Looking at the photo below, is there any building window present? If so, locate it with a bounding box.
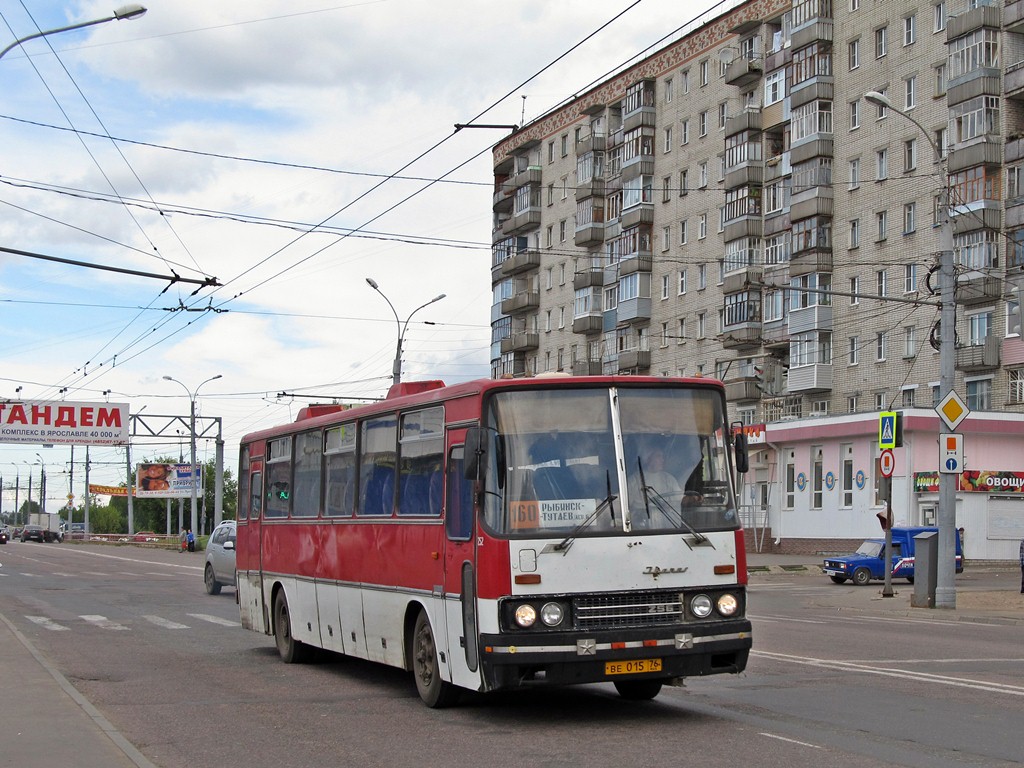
[902,386,916,407]
[1009,369,1024,403]
[904,326,917,358]
[904,138,917,172]
[850,275,860,304]
[663,126,673,153]
[877,269,888,297]
[849,335,859,365]
[849,219,860,249]
[699,59,709,86]
[697,311,707,338]
[904,263,918,293]
[876,210,887,241]
[966,378,991,410]
[850,100,860,130]
[874,89,888,119]
[948,29,999,81]
[680,219,688,244]
[934,2,946,32]
[876,331,887,362]
[785,449,796,509]
[903,14,916,46]
[699,111,708,137]
[718,101,728,129]
[842,443,854,507]
[698,263,707,290]
[875,25,888,58]
[849,157,860,189]
[765,69,785,104]
[967,309,993,346]
[664,77,673,103]
[681,119,690,145]
[765,233,790,265]
[790,100,833,142]
[876,149,888,180]
[904,202,916,234]
[848,38,860,70]
[811,446,824,510]
[904,76,916,110]
[698,213,707,240]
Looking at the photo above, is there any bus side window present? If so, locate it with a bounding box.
[445,446,473,540]
[250,471,262,519]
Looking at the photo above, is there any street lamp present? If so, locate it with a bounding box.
[365,278,446,385]
[0,5,147,61]
[162,374,222,539]
[865,90,958,609]
[35,452,46,515]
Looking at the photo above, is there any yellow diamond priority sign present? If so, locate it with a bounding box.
[937,391,969,431]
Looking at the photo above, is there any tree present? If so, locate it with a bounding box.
[88,504,124,534]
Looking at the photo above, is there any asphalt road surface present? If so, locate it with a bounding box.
[1,541,1021,768]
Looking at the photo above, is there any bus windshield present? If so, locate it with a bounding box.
[479,385,738,537]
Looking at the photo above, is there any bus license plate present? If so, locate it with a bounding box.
[605,658,662,675]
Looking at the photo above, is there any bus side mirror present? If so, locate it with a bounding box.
[732,427,749,474]
[464,427,486,480]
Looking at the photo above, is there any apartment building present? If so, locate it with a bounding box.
[489,0,1024,559]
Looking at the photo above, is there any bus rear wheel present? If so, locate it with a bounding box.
[614,679,664,701]
[411,611,459,708]
[273,590,311,663]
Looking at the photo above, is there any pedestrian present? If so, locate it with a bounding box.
[186,528,196,553]
[1019,537,1023,594]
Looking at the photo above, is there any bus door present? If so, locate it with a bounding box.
[239,460,267,633]
[441,432,480,679]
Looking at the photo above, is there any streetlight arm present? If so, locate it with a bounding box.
[0,5,147,61]
[864,91,941,159]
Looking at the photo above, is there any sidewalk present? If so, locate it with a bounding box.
[0,612,156,768]
[747,552,1024,625]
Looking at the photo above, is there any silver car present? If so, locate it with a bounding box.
[204,520,236,595]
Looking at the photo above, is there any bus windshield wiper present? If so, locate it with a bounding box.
[634,458,710,546]
[548,490,618,555]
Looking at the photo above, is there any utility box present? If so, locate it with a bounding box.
[911,530,939,608]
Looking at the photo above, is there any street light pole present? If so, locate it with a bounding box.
[365,278,446,385]
[0,5,147,61]
[865,91,957,608]
[163,374,222,538]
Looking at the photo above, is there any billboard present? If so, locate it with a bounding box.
[0,401,129,446]
[135,463,201,498]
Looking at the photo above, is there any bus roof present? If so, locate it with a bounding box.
[240,375,724,445]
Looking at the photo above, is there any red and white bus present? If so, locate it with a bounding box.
[236,375,752,706]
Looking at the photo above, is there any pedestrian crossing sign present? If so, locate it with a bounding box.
[879,411,898,450]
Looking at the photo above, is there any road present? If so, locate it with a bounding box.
[1,541,1022,768]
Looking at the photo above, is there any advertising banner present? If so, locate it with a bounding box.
[914,470,1024,494]
[0,401,129,446]
[135,463,200,499]
[88,484,129,497]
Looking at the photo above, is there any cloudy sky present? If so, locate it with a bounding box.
[0,0,726,512]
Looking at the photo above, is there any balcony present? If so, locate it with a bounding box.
[725,378,762,402]
[617,297,652,324]
[500,290,540,315]
[575,223,605,247]
[956,271,1003,305]
[789,249,833,277]
[725,163,764,189]
[721,324,762,351]
[1008,0,1024,32]
[620,203,654,229]
[619,253,653,275]
[511,166,542,189]
[572,314,603,334]
[500,248,541,276]
[499,332,540,354]
[502,208,542,236]
[725,56,763,87]
[572,359,603,376]
[576,133,606,154]
[762,321,790,350]
[956,336,1000,372]
[576,177,607,200]
[788,304,832,334]
[787,363,832,393]
[790,19,833,50]
[573,267,604,290]
[1007,60,1024,101]
[617,349,651,372]
[723,266,762,294]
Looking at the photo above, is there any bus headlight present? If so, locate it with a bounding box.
[716,593,739,616]
[514,604,537,627]
[690,594,713,618]
[540,602,565,627]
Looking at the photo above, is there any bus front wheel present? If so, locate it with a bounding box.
[411,611,459,708]
[273,590,311,663]
[614,679,664,701]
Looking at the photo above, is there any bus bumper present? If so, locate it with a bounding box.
[476,620,752,691]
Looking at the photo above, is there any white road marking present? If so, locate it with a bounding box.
[187,613,238,627]
[26,615,69,631]
[80,615,130,631]
[758,733,822,749]
[754,650,1024,696]
[143,615,190,630]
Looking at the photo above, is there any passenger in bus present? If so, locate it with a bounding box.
[629,446,704,527]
